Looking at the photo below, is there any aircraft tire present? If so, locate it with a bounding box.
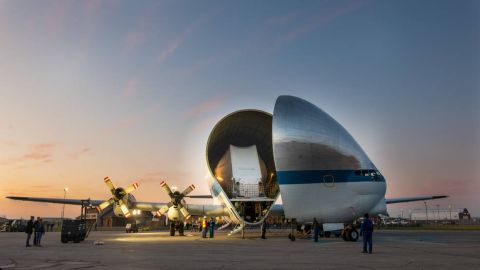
[324,231,331,238]
[170,222,176,236]
[288,233,295,241]
[179,223,184,236]
[61,236,68,243]
[348,229,359,242]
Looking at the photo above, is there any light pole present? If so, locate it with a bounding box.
[61,187,69,220]
[449,205,452,220]
[424,201,428,224]
[436,204,440,221]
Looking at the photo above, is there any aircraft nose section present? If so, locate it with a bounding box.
[272,95,375,173]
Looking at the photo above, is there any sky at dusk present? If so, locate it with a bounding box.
[0,0,479,219]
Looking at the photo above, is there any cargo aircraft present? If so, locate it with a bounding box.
[7,95,447,240]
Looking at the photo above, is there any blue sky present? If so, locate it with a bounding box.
[0,0,478,218]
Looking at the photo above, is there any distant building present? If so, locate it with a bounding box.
[410,208,459,222]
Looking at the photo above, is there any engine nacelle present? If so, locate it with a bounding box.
[112,194,136,217]
[206,110,280,224]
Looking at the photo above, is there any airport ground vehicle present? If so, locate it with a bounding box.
[61,200,92,243]
[125,223,138,233]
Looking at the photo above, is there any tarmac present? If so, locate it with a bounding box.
[0,229,479,269]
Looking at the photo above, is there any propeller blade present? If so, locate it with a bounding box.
[181,184,196,197]
[96,198,114,212]
[179,206,191,220]
[124,182,139,194]
[119,201,131,218]
[155,202,173,216]
[104,176,115,194]
[160,181,173,196]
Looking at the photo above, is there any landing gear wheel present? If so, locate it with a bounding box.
[324,231,331,238]
[288,233,296,241]
[348,229,359,242]
[179,223,184,236]
[169,222,176,236]
[61,236,68,243]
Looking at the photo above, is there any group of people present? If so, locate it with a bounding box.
[201,216,216,238]
[313,213,375,254]
[25,216,46,247]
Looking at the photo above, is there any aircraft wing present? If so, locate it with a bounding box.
[385,195,448,204]
[6,196,104,206]
[6,196,228,217]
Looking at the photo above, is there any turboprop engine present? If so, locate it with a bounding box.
[96,176,139,218]
[155,181,196,221]
[206,110,280,224]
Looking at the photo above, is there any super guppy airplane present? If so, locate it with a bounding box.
[8,95,447,240]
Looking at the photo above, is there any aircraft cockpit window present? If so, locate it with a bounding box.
[361,170,371,176]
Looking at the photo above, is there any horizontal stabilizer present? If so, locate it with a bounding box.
[184,195,213,199]
[385,195,448,204]
[230,197,276,202]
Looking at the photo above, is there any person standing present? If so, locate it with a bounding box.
[261,219,268,239]
[201,216,207,238]
[39,219,45,246]
[208,217,215,238]
[360,213,374,254]
[33,217,40,246]
[313,218,320,242]
[25,216,34,247]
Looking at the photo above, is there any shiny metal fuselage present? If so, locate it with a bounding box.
[273,96,387,223]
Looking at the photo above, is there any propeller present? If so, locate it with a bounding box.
[96,176,139,218]
[156,181,195,220]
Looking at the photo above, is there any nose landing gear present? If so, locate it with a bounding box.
[341,225,359,242]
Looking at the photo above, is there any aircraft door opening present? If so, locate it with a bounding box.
[323,175,335,188]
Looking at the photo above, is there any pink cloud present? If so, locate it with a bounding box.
[69,147,92,159]
[158,27,193,63]
[158,10,219,63]
[117,104,162,130]
[273,0,372,49]
[44,0,72,37]
[122,77,139,98]
[191,115,222,133]
[121,2,163,55]
[23,143,55,163]
[124,31,147,54]
[185,96,224,118]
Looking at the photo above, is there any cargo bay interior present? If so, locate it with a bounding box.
[207,110,280,223]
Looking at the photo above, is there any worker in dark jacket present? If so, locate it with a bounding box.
[25,216,34,247]
[34,218,43,247]
[313,218,320,242]
[261,219,268,239]
[360,213,374,254]
[208,217,215,238]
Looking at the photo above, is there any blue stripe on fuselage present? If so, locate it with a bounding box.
[277,170,384,185]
